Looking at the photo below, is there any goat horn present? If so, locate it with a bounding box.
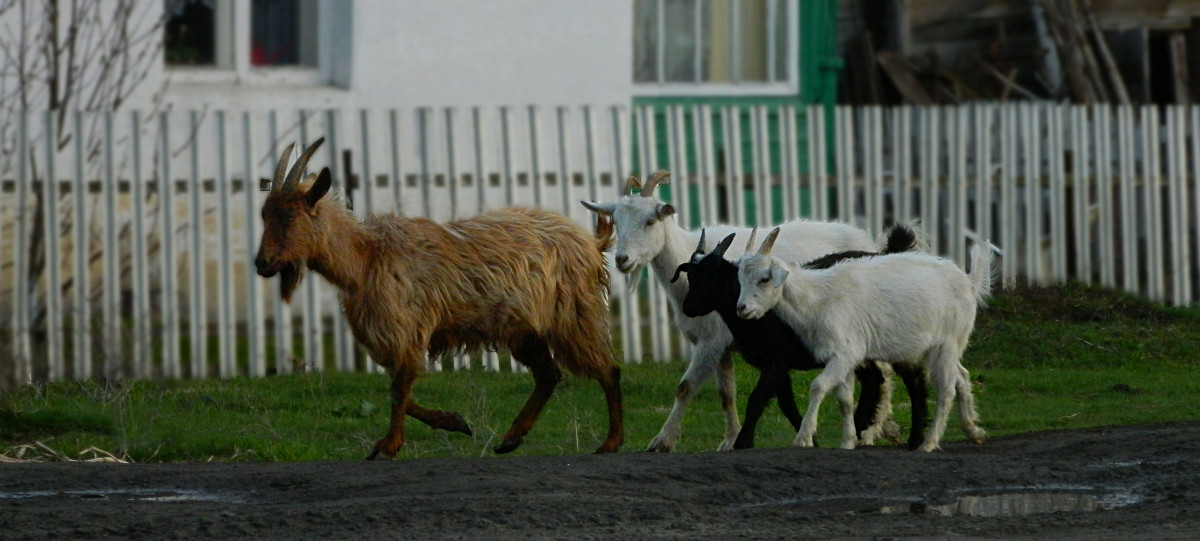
[625,175,641,196]
[695,229,707,254]
[271,142,296,192]
[640,170,670,197]
[282,137,325,192]
[758,227,781,255]
[713,233,736,258]
[743,227,758,255]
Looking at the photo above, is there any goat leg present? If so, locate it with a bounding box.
[495,341,562,454]
[852,363,886,441]
[366,369,418,460]
[893,362,929,450]
[593,364,624,454]
[734,363,789,449]
[406,399,473,436]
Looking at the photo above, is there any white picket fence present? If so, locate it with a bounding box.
[1,102,1197,387]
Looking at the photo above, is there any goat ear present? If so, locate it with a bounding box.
[657,203,676,219]
[580,200,616,216]
[670,262,692,283]
[713,233,736,258]
[306,167,332,208]
[769,263,789,288]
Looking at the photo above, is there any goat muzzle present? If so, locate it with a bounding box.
[255,254,280,277]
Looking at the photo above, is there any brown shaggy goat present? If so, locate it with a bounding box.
[254,138,623,459]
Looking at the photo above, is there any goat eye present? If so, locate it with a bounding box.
[758,277,770,285]
[644,219,655,228]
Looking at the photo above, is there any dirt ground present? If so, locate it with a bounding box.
[1,421,1198,540]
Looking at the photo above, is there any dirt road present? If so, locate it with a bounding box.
[1,421,1197,540]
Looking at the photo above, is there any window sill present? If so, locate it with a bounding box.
[166,66,327,87]
[634,82,799,98]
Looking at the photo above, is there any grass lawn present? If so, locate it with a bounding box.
[2,282,1198,462]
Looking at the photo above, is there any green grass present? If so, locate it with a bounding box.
[1,282,1198,462]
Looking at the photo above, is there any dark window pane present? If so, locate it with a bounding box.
[165,0,215,66]
[773,0,787,82]
[663,0,698,83]
[737,0,767,82]
[633,0,658,82]
[252,0,296,66]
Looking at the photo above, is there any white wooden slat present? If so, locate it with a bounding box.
[750,106,771,228]
[1048,105,1067,282]
[71,112,92,380]
[974,103,994,252]
[1075,105,1094,284]
[42,112,63,381]
[779,105,801,222]
[894,106,912,227]
[528,105,544,211]
[695,105,718,224]
[1022,103,1041,284]
[1192,106,1200,303]
[214,111,236,378]
[128,111,152,380]
[919,106,940,255]
[723,106,745,226]
[866,106,885,237]
[102,112,123,379]
[807,105,827,221]
[556,106,575,222]
[1000,104,1018,287]
[1142,105,1164,302]
[1166,106,1189,305]
[949,106,968,267]
[12,111,31,385]
[835,106,854,226]
[667,105,692,230]
[1117,106,1138,293]
[1095,105,1116,288]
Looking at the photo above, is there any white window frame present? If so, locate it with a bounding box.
[167,0,326,87]
[634,0,800,97]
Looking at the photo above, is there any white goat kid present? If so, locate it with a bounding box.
[582,171,886,452]
[735,227,993,452]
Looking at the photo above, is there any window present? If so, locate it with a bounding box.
[633,0,796,95]
[165,0,321,83]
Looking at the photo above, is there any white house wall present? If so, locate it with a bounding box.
[161,0,634,111]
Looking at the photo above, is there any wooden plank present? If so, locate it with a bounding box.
[877,51,934,105]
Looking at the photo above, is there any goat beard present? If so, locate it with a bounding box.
[625,265,643,294]
[280,262,304,303]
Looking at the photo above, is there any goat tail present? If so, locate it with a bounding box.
[881,220,922,255]
[968,241,998,308]
[594,214,615,253]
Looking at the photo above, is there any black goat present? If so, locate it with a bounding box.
[671,225,929,450]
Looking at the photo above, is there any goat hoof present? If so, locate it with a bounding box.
[593,442,621,454]
[449,413,473,436]
[732,440,754,450]
[365,447,391,461]
[645,439,675,453]
[494,436,523,454]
